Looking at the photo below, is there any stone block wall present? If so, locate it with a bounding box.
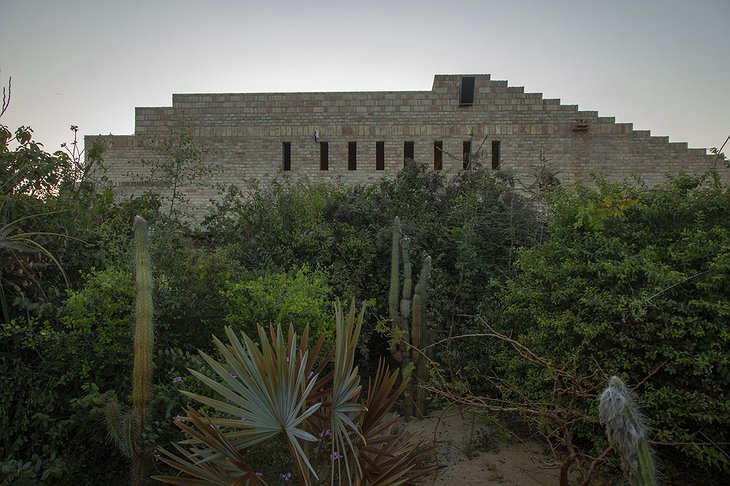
[87,74,728,219]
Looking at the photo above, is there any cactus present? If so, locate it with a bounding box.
[389,216,401,360]
[106,215,155,485]
[411,255,431,414]
[599,376,657,486]
[401,236,413,315]
[132,215,154,441]
[411,255,431,352]
[388,216,431,417]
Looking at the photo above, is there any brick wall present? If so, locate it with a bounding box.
[86,74,728,219]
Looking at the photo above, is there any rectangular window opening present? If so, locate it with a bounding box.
[434,141,443,171]
[462,140,472,170]
[320,142,329,170]
[404,141,414,164]
[460,76,475,106]
[491,140,501,170]
[376,141,385,170]
[348,141,357,170]
[282,142,291,171]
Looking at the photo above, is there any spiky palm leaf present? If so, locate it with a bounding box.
[354,359,437,485]
[326,301,367,484]
[0,209,80,322]
[153,407,266,485]
[177,324,321,482]
[0,209,84,286]
[158,301,436,485]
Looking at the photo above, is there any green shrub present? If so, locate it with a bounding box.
[223,265,335,346]
[62,266,135,382]
[148,226,244,351]
[205,163,540,370]
[0,354,67,484]
[492,172,730,481]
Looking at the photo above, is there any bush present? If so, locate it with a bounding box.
[223,265,335,347]
[147,221,244,351]
[492,172,730,481]
[205,163,541,369]
[61,267,135,383]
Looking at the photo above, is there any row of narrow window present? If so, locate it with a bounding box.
[282,140,500,172]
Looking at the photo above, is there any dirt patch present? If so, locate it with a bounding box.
[405,409,561,485]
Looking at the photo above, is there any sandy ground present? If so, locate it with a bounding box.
[405,409,561,485]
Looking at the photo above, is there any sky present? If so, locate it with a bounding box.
[1,0,728,155]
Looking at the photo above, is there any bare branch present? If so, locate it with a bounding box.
[1,75,11,118]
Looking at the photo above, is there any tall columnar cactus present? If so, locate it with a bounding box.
[599,376,657,486]
[107,215,155,485]
[399,235,413,370]
[401,236,413,316]
[388,216,431,417]
[132,215,154,471]
[389,216,401,360]
[411,255,431,415]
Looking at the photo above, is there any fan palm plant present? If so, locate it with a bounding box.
[0,208,75,323]
[154,300,436,485]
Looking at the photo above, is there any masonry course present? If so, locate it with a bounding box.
[87,74,728,218]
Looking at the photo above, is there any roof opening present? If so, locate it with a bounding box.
[460,76,475,106]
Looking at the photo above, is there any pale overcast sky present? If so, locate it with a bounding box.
[1,0,728,154]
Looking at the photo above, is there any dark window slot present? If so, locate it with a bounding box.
[462,141,472,170]
[320,142,329,170]
[434,141,443,170]
[460,76,475,106]
[404,141,414,164]
[491,141,500,170]
[376,141,385,170]
[348,141,357,170]
[282,142,291,171]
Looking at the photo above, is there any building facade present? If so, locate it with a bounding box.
[87,74,727,217]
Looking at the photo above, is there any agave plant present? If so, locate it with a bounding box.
[154,300,436,485]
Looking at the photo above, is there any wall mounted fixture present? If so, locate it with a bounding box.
[573,119,589,132]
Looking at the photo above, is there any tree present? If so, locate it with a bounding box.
[135,121,217,218]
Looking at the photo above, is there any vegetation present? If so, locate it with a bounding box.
[1,92,728,484]
[428,172,730,483]
[223,265,335,349]
[599,376,657,486]
[106,215,156,485]
[134,121,218,218]
[155,301,436,485]
[388,216,432,417]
